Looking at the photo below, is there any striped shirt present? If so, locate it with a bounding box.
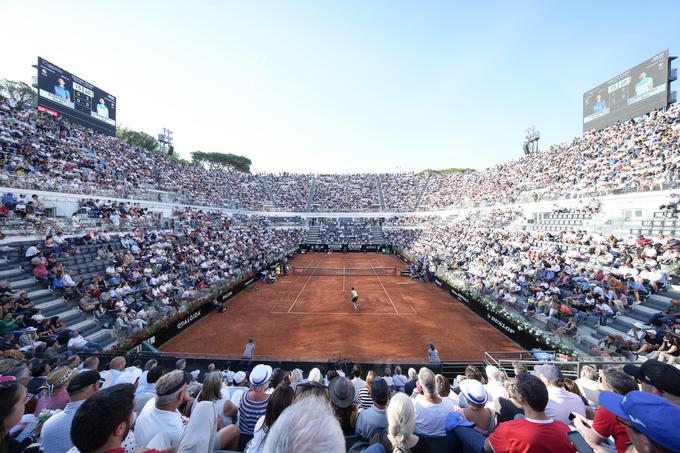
[238,391,270,435]
[357,386,373,410]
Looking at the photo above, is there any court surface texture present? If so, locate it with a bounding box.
[160,253,520,362]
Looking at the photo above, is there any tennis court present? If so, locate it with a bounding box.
[160,253,520,362]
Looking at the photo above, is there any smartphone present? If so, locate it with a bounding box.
[567,430,595,453]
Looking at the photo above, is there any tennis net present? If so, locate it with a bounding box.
[292,266,397,276]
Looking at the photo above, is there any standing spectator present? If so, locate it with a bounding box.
[427,344,440,363]
[484,373,575,453]
[40,371,102,453]
[413,367,455,436]
[356,378,390,439]
[533,364,586,425]
[243,338,255,359]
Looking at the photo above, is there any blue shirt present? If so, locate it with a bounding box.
[355,406,387,439]
[40,399,85,453]
[53,85,70,100]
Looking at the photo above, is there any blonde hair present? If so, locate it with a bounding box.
[366,370,376,388]
[198,371,223,402]
[386,393,416,453]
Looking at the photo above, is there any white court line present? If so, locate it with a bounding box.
[343,266,345,292]
[369,261,399,314]
[372,258,416,314]
[273,311,404,316]
[287,261,321,313]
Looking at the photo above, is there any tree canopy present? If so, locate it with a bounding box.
[191,151,252,174]
[0,79,37,106]
[421,167,476,175]
[116,127,160,153]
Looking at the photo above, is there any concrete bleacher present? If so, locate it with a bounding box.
[532,210,593,232]
[629,210,680,236]
[1,238,124,349]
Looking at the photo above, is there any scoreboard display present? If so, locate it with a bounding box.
[583,50,669,132]
[37,57,116,135]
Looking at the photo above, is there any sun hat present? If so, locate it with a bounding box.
[250,364,273,387]
[328,376,355,408]
[459,379,488,406]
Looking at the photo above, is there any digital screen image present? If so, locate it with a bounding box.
[37,57,116,135]
[583,49,669,132]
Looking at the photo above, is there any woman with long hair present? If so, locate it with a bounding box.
[0,377,29,453]
[373,392,430,453]
[246,384,295,453]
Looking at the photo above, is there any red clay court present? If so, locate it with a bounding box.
[161,253,520,362]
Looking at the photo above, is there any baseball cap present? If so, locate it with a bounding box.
[623,359,680,396]
[116,372,140,386]
[600,391,680,451]
[67,371,101,394]
[532,364,563,384]
[328,376,355,408]
[250,364,273,387]
[459,379,489,406]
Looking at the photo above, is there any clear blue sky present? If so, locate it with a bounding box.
[1,0,678,173]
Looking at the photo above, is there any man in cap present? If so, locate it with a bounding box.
[134,369,189,447]
[624,359,680,407]
[533,364,585,425]
[600,390,680,453]
[40,370,102,453]
[485,373,575,453]
[135,365,165,413]
[355,378,390,439]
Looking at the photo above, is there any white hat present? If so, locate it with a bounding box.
[116,372,140,385]
[459,379,488,406]
[233,371,247,385]
[249,364,273,387]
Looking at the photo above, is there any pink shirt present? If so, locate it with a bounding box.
[34,388,70,415]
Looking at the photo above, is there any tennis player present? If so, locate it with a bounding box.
[351,287,359,311]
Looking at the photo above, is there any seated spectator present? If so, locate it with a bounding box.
[356,378,390,439]
[600,390,680,453]
[40,370,102,453]
[262,395,345,453]
[135,365,165,413]
[34,366,78,415]
[69,383,145,453]
[573,368,637,453]
[236,364,272,437]
[533,364,586,425]
[351,364,366,399]
[495,378,524,423]
[371,392,430,453]
[248,383,295,453]
[455,379,496,435]
[67,330,102,354]
[328,376,357,435]
[357,370,377,410]
[134,369,189,447]
[484,373,575,453]
[413,367,455,436]
[0,376,31,453]
[623,359,680,407]
[574,365,601,406]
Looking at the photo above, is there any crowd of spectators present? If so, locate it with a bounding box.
[315,219,380,244]
[2,101,679,213]
[1,355,679,452]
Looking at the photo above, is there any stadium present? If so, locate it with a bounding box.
[1,3,680,453]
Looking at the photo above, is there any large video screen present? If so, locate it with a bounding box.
[583,49,669,132]
[37,57,116,135]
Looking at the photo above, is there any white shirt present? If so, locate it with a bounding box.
[412,394,455,436]
[134,399,185,448]
[68,335,88,349]
[248,416,267,453]
[545,386,586,425]
[351,377,366,401]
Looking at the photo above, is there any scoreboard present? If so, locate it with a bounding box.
[37,57,116,135]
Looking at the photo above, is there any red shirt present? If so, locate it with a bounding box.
[591,406,630,453]
[488,417,575,453]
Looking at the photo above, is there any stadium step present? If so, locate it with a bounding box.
[68,318,96,334]
[0,267,23,279]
